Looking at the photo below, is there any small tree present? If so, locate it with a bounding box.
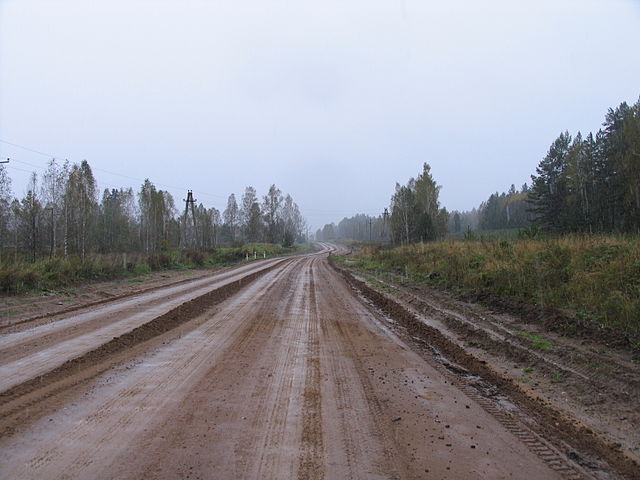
[223,193,239,242]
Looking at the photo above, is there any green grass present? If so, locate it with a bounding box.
[0,243,311,295]
[517,331,553,351]
[345,234,640,340]
[361,274,399,294]
[330,254,346,265]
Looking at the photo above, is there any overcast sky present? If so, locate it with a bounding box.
[1,0,639,230]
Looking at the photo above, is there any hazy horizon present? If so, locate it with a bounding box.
[2,0,639,230]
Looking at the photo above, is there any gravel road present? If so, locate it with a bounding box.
[0,245,575,479]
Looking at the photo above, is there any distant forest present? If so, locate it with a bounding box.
[0,161,307,262]
[317,96,640,242]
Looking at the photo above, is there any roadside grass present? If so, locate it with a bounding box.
[517,331,553,351]
[340,234,640,342]
[0,243,311,295]
[446,228,521,241]
[550,372,562,383]
[361,274,399,294]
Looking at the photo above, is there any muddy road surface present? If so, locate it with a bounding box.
[0,245,606,479]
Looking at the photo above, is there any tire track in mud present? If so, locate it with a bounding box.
[119,257,316,480]
[297,258,324,480]
[0,258,289,370]
[314,261,409,479]
[367,272,640,470]
[128,260,306,479]
[395,283,640,399]
[246,271,307,479]
[118,256,327,480]
[1,246,579,480]
[0,260,303,480]
[0,260,286,333]
[0,270,215,332]
[331,259,639,480]
[0,260,286,421]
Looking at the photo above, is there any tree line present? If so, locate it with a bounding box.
[458,98,640,234]
[317,163,449,244]
[448,184,533,233]
[0,159,307,262]
[316,213,390,244]
[318,96,639,243]
[527,99,640,233]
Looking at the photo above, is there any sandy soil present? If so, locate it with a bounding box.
[0,244,623,479]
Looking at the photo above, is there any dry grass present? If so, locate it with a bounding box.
[350,235,640,340]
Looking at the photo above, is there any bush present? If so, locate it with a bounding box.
[0,263,42,293]
[133,261,151,275]
[147,253,173,270]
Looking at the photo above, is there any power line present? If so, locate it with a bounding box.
[0,137,228,203]
[6,157,47,172]
[1,138,383,220]
[6,164,35,175]
[0,139,52,158]
[5,162,127,193]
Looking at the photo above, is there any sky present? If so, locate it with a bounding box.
[1,0,639,231]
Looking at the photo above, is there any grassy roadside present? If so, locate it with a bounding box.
[333,235,640,347]
[0,243,314,294]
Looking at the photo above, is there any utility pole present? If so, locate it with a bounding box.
[182,190,198,249]
[382,208,389,240]
[369,218,372,243]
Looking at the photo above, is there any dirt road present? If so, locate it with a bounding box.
[0,246,598,479]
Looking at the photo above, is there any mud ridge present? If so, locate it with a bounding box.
[330,259,640,480]
[0,262,280,413]
[463,290,637,349]
[394,285,640,399]
[0,269,222,332]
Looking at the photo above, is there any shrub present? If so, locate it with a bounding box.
[184,250,205,266]
[133,261,151,275]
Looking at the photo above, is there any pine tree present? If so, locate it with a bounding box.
[528,132,572,231]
